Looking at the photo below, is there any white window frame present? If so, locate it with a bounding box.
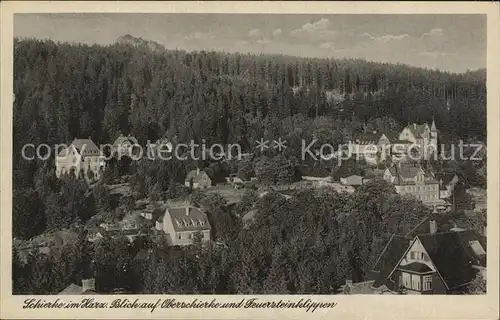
[411,274,421,291]
[423,275,432,291]
[402,272,411,289]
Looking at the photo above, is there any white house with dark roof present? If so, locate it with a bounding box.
[155,206,211,246]
[398,120,438,160]
[55,138,105,180]
[368,219,486,295]
[347,120,438,163]
[383,163,443,207]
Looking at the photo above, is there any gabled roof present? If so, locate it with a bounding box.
[405,216,431,238]
[403,123,430,139]
[387,164,438,185]
[417,231,485,289]
[58,138,100,157]
[372,234,411,286]
[71,138,100,156]
[167,207,211,232]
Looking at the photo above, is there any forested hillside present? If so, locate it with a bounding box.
[12,37,488,294]
[13,37,486,190]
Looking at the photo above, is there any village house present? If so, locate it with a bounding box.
[347,120,438,164]
[398,120,438,160]
[435,172,460,199]
[55,138,105,180]
[112,133,138,158]
[155,206,211,246]
[370,220,486,294]
[383,163,444,208]
[185,168,212,189]
[348,131,392,165]
[340,174,364,186]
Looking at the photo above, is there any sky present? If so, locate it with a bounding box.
[14,13,486,73]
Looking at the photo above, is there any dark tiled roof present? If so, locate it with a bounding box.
[168,207,211,232]
[372,234,411,286]
[405,217,430,238]
[388,164,439,185]
[399,262,433,273]
[418,231,484,289]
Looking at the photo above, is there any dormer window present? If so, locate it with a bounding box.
[469,240,486,255]
[190,219,197,227]
[175,219,182,228]
[198,219,205,226]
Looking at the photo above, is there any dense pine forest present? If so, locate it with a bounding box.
[12,36,487,295]
[13,36,486,189]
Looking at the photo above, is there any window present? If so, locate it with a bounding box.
[178,234,182,240]
[411,274,421,291]
[402,272,411,289]
[423,275,432,291]
[410,251,416,259]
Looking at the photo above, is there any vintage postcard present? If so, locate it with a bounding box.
[1,1,499,319]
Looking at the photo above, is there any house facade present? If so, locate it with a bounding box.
[383,163,442,207]
[348,120,438,164]
[185,168,212,189]
[371,220,487,294]
[398,120,438,160]
[156,206,211,246]
[55,138,105,180]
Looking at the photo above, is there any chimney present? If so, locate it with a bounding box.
[185,207,190,216]
[196,167,200,175]
[429,220,437,234]
[82,278,95,292]
[413,123,416,130]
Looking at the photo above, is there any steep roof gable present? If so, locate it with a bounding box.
[417,231,483,289]
[372,234,412,286]
[71,138,100,157]
[404,123,430,139]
